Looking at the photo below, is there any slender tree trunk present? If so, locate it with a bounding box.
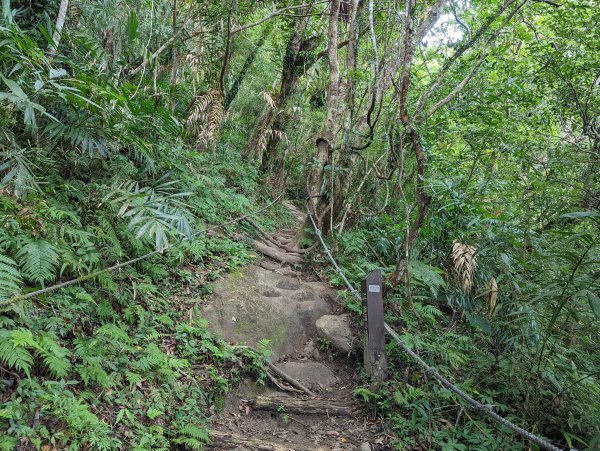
[388,0,430,288]
[48,0,69,57]
[2,0,11,21]
[308,0,342,232]
[170,0,179,112]
[332,0,361,225]
[259,28,318,168]
[246,8,316,166]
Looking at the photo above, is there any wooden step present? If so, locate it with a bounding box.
[250,395,359,416]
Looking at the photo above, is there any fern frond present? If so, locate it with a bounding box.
[451,240,477,293]
[96,323,132,344]
[178,424,209,442]
[38,332,72,377]
[0,147,41,198]
[0,329,33,376]
[186,89,224,148]
[16,238,59,285]
[0,254,21,302]
[44,121,110,157]
[171,437,203,450]
[125,371,143,389]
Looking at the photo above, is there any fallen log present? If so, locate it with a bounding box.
[251,395,359,416]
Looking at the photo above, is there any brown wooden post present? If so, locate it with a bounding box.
[361,269,388,382]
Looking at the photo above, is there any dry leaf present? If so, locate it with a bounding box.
[452,240,477,292]
[487,277,498,318]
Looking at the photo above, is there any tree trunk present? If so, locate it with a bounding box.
[48,0,69,57]
[256,10,318,171]
[331,0,362,225]
[170,0,178,112]
[307,0,342,231]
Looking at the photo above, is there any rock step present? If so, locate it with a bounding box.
[316,314,355,354]
[209,430,326,450]
[250,395,360,416]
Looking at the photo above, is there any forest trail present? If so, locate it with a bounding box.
[202,204,387,450]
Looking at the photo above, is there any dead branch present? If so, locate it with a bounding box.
[230,2,325,35]
[251,395,359,416]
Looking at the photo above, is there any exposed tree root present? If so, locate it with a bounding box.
[266,362,316,397]
[243,217,311,254]
[233,233,304,265]
[231,345,316,397]
[266,371,304,394]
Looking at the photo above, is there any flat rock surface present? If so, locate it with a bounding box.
[276,361,338,390]
[201,264,335,359]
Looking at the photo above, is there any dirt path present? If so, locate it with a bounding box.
[201,204,388,450]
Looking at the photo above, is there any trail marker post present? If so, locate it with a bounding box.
[361,269,388,383]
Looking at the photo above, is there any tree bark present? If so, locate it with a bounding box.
[48,0,69,57]
[307,0,342,231]
[258,9,319,172]
[170,0,178,112]
[210,430,315,451]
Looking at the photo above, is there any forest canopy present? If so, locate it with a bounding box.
[0,0,599,449]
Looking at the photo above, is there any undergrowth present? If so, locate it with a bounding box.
[0,22,289,448]
[315,224,600,451]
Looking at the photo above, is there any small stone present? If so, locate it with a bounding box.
[316,314,354,354]
[360,443,372,451]
[304,339,315,355]
[312,347,321,361]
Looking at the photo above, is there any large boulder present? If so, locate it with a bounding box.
[315,314,355,354]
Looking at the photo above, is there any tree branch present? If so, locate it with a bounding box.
[422,50,487,120]
[230,2,326,35]
[413,0,519,117]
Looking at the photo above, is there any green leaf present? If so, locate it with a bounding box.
[466,313,491,334]
[408,260,446,297]
[0,329,33,376]
[127,11,139,40]
[0,75,27,100]
[146,407,163,420]
[561,211,600,219]
[587,291,600,318]
[16,238,59,286]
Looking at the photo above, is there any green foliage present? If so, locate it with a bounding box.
[0,7,282,447]
[0,254,21,301]
[0,0,598,449]
[0,328,33,376]
[16,238,59,285]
